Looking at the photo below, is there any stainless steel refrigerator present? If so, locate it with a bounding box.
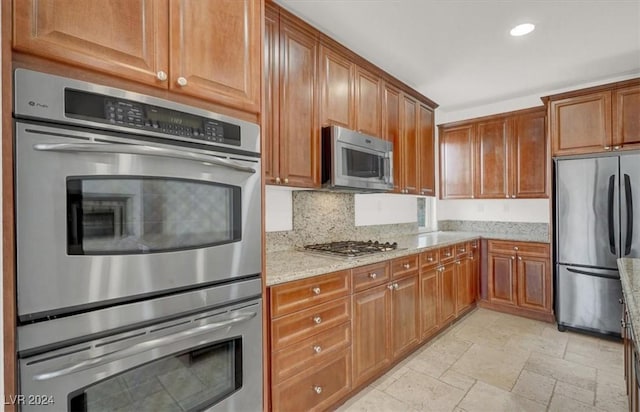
[555,152,640,336]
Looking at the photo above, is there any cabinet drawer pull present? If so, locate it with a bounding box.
[438,267,445,272]
[513,246,519,251]
[518,256,522,261]
[605,146,611,150]
[427,257,434,262]
[511,256,516,260]
[387,284,394,290]
[444,252,451,257]
[369,272,377,279]
[393,283,399,290]
[313,386,323,395]
[459,248,466,252]
[156,71,168,81]
[614,146,621,150]
[456,261,461,265]
[313,345,322,354]
[284,177,289,184]
[511,195,516,198]
[313,316,322,325]
[505,195,509,199]
[312,287,321,295]
[275,177,281,184]
[403,263,410,269]
[176,76,188,87]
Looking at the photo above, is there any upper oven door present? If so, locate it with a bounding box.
[15,122,261,321]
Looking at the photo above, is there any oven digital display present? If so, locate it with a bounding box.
[146,107,202,129]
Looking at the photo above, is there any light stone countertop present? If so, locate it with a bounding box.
[266,230,550,286]
[618,258,640,344]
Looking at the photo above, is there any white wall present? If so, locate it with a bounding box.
[354,193,416,226]
[264,186,293,232]
[438,199,549,223]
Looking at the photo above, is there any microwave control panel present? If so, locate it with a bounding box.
[64,89,241,147]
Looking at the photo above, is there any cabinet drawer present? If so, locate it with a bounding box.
[420,249,439,269]
[271,297,351,350]
[455,242,470,257]
[272,348,351,412]
[488,240,549,257]
[391,254,419,278]
[353,261,390,292]
[272,321,351,384]
[469,239,480,252]
[270,270,351,318]
[439,245,456,263]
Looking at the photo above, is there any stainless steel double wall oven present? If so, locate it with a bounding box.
[14,69,262,411]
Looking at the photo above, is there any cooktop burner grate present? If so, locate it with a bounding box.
[303,240,398,258]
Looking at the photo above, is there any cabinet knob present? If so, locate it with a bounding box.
[438,266,445,272]
[313,345,322,354]
[313,316,322,324]
[387,284,395,290]
[614,146,621,150]
[514,246,519,251]
[403,263,410,269]
[421,190,425,195]
[428,257,434,262]
[313,386,323,395]
[177,76,188,87]
[456,261,461,265]
[511,256,516,260]
[445,252,451,257]
[471,195,475,199]
[156,71,168,81]
[518,256,522,261]
[460,248,466,252]
[284,177,289,184]
[511,195,516,199]
[393,283,399,290]
[505,195,509,199]
[604,146,611,150]
[275,177,281,184]
[312,287,321,295]
[369,272,377,279]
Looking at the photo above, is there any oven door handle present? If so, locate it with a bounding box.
[32,311,257,381]
[33,143,257,174]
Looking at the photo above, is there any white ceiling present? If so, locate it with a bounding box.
[275,0,640,113]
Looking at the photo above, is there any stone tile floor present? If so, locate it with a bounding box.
[337,308,626,412]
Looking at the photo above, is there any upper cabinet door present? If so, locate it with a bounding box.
[512,110,548,198]
[383,83,403,193]
[440,125,474,199]
[169,0,261,113]
[550,91,612,156]
[319,45,354,128]
[418,104,435,196]
[13,0,169,87]
[278,18,320,188]
[264,4,280,184]
[613,84,640,151]
[354,66,382,138]
[402,95,418,194]
[475,119,509,199]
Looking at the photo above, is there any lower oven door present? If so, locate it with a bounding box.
[15,121,261,321]
[19,299,262,412]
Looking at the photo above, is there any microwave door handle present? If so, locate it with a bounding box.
[33,143,257,174]
[32,311,257,381]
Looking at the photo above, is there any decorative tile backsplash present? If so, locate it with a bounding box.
[438,220,549,239]
[266,191,418,252]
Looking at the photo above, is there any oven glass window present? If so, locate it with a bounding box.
[67,177,241,255]
[342,148,384,179]
[68,338,242,411]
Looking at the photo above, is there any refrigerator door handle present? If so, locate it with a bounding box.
[567,267,620,280]
[624,174,633,256]
[608,174,616,255]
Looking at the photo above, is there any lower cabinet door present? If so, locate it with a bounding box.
[438,263,456,325]
[391,274,420,358]
[420,270,439,339]
[488,253,517,306]
[352,284,392,387]
[517,255,549,311]
[272,348,352,412]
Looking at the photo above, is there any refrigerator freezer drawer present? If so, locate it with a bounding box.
[556,264,622,335]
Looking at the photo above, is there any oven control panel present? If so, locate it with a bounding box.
[64,89,241,147]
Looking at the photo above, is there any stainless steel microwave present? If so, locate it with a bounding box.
[321,126,393,192]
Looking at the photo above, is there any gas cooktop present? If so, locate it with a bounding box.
[303,240,399,258]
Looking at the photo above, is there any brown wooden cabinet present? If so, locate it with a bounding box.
[475,119,509,199]
[352,283,391,387]
[484,240,552,321]
[265,10,320,187]
[437,262,457,326]
[440,125,475,199]
[418,104,436,196]
[439,107,547,199]
[383,83,403,193]
[391,274,420,358]
[319,44,354,129]
[455,254,476,315]
[355,67,382,137]
[420,268,439,339]
[546,78,640,156]
[400,95,419,194]
[14,0,262,113]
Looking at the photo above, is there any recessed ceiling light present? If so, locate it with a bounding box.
[510,23,535,37]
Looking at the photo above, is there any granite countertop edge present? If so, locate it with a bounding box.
[266,231,550,286]
[618,258,640,345]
